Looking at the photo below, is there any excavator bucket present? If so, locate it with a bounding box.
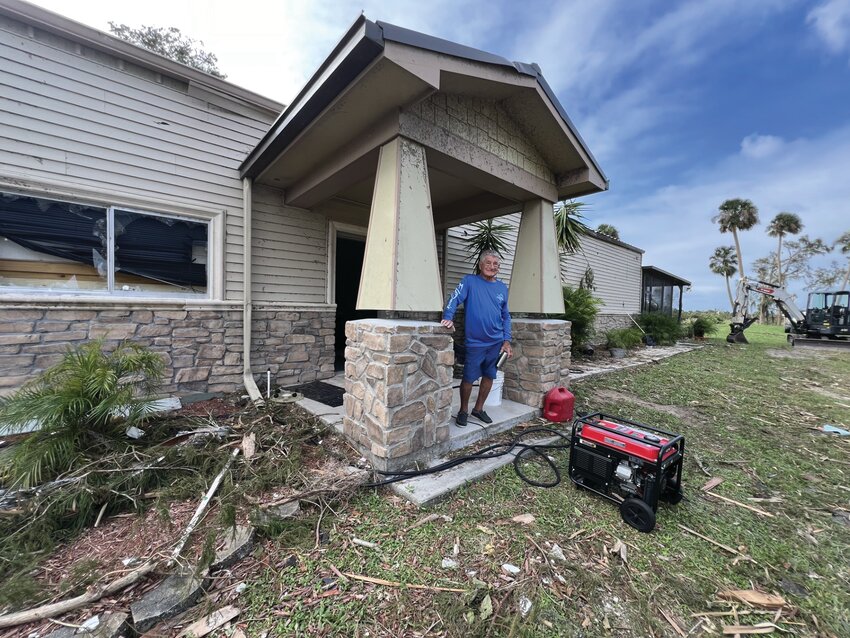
[727,331,748,344]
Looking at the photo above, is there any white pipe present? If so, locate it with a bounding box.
[242,178,264,403]
[266,368,271,399]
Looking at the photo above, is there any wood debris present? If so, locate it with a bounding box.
[178,605,240,637]
[718,590,786,610]
[722,622,779,634]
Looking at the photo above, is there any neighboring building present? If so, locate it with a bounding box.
[1,1,607,469]
[444,218,644,340]
[642,266,691,321]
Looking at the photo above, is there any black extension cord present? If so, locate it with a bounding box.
[364,426,573,489]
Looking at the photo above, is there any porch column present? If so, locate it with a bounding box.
[357,137,443,311]
[509,199,565,314]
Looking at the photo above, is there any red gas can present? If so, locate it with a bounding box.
[543,387,574,423]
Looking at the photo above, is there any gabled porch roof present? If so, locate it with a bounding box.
[239,16,608,226]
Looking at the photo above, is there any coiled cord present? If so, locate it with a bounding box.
[364,426,572,488]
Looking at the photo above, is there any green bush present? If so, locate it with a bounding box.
[605,327,643,349]
[637,312,683,345]
[560,286,603,352]
[0,340,165,488]
[689,315,721,338]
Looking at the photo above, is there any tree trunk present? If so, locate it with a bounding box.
[841,261,850,290]
[732,230,745,278]
[725,275,735,312]
[776,235,783,286]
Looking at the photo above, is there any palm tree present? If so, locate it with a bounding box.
[462,218,513,273]
[596,223,620,240]
[554,201,590,253]
[766,212,803,286]
[712,198,759,276]
[709,246,738,311]
[837,230,850,289]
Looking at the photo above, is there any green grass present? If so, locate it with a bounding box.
[240,325,850,637]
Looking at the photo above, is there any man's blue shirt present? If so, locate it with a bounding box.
[443,274,511,347]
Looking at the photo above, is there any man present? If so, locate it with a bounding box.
[441,249,512,426]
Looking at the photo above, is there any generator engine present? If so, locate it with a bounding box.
[568,413,685,532]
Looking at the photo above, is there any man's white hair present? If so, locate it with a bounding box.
[479,249,501,263]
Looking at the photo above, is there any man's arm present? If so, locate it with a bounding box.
[501,286,512,357]
[441,278,467,329]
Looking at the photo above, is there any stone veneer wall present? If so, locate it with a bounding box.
[590,314,635,345]
[342,319,453,471]
[0,303,335,397]
[501,318,571,407]
[250,307,336,387]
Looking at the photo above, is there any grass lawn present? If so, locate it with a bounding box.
[239,325,850,637]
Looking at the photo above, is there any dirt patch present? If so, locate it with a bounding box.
[176,396,242,418]
[765,347,837,360]
[591,388,706,424]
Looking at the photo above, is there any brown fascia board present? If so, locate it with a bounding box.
[0,0,283,115]
[642,265,691,286]
[586,228,644,254]
[241,16,608,189]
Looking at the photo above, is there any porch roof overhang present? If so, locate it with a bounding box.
[642,266,692,287]
[239,17,608,225]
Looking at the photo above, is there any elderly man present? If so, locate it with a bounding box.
[441,249,512,426]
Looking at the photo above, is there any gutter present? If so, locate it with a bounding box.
[241,178,264,403]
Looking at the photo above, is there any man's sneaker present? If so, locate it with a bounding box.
[471,409,493,424]
[455,411,468,427]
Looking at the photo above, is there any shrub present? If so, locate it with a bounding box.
[605,327,643,350]
[637,312,683,345]
[690,315,720,338]
[0,340,165,488]
[561,286,603,353]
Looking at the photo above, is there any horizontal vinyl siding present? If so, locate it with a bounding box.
[0,20,277,302]
[561,235,642,314]
[445,215,642,315]
[444,212,521,297]
[252,187,328,303]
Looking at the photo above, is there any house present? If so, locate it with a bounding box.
[0,0,606,469]
[641,266,690,322]
[444,217,644,340]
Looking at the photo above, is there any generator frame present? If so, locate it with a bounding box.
[568,412,685,532]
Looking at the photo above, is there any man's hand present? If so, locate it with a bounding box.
[502,341,513,357]
[441,319,454,330]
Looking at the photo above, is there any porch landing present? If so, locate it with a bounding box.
[294,373,538,462]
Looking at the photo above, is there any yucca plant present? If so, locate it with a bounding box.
[0,340,165,489]
[463,219,513,273]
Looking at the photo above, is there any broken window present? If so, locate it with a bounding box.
[0,191,209,296]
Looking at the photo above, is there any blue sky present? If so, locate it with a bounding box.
[27,0,850,309]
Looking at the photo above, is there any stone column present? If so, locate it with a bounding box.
[502,318,570,407]
[342,319,453,471]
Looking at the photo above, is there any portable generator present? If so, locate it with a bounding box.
[568,413,685,532]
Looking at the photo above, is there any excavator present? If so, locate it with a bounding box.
[727,277,850,346]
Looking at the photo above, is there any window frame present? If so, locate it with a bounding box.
[0,189,222,301]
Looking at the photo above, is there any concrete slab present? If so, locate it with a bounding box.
[390,435,560,507]
[569,343,700,382]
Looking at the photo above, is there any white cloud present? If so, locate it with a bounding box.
[594,124,850,308]
[807,0,850,56]
[740,134,785,159]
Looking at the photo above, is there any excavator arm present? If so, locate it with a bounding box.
[728,278,806,343]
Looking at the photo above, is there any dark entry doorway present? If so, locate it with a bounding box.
[334,236,377,370]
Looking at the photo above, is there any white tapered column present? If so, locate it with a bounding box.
[357,137,443,311]
[509,199,565,314]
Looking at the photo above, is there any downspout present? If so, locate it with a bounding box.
[242,177,264,403]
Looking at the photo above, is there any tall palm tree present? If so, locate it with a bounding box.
[554,200,590,253]
[709,246,738,311]
[766,212,803,286]
[837,230,850,289]
[462,218,513,274]
[712,198,759,276]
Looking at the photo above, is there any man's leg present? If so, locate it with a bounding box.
[459,380,474,414]
[473,376,493,412]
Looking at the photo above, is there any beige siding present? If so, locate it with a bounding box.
[561,234,642,314]
[252,187,328,303]
[0,15,277,301]
[445,215,642,315]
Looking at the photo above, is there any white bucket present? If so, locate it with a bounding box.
[484,371,504,407]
